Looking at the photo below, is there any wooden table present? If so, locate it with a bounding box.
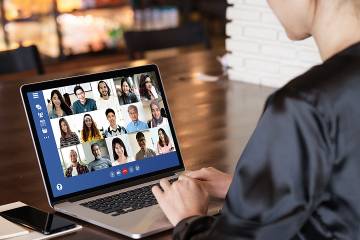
[0,50,274,239]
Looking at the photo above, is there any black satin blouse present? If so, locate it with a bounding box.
[173,43,360,239]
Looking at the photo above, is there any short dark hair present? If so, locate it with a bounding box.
[136,132,145,141]
[105,108,115,117]
[97,80,111,97]
[74,85,84,95]
[91,143,99,151]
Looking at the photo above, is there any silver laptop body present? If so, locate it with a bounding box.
[21,65,223,239]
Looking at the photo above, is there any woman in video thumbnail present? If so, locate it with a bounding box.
[80,114,102,143]
[59,118,80,148]
[111,137,129,166]
[139,74,159,101]
[49,90,73,119]
[157,128,174,154]
[118,78,139,105]
[149,100,168,128]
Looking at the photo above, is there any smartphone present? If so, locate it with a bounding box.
[0,206,76,235]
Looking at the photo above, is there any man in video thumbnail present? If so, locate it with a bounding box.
[65,150,89,177]
[135,132,156,160]
[126,105,148,133]
[88,143,112,171]
[103,108,127,137]
[72,86,97,114]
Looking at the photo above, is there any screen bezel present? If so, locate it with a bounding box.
[21,64,185,205]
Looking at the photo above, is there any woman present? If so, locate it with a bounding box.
[80,114,102,143]
[48,90,73,119]
[157,128,174,154]
[152,1,360,239]
[59,118,80,148]
[139,74,159,101]
[111,137,129,166]
[149,100,168,128]
[118,78,139,105]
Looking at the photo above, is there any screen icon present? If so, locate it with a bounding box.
[116,169,122,176]
[41,128,48,134]
[40,120,46,127]
[129,166,134,173]
[37,112,44,118]
[135,165,140,171]
[122,168,128,175]
[56,183,63,191]
[33,93,39,99]
[110,171,115,178]
[35,104,42,110]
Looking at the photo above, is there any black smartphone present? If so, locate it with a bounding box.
[0,206,76,235]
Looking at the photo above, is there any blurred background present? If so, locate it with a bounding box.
[0,0,227,73]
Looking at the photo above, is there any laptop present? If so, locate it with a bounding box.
[21,64,222,239]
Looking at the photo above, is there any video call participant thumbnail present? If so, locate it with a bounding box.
[72,86,97,114]
[126,105,148,133]
[118,78,139,105]
[112,137,130,166]
[149,100,168,128]
[135,132,156,160]
[88,143,112,172]
[103,108,127,138]
[81,114,103,143]
[97,80,117,109]
[65,150,89,177]
[157,128,174,154]
[59,118,80,148]
[139,74,160,101]
[49,90,73,119]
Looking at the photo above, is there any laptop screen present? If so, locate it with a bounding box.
[23,66,183,200]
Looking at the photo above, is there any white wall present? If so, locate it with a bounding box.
[226,0,321,88]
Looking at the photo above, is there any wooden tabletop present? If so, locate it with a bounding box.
[0,50,274,239]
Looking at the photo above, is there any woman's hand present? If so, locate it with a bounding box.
[185,167,232,199]
[152,175,208,226]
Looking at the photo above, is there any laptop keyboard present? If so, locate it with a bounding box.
[80,178,177,216]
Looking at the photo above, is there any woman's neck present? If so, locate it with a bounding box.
[312,4,360,61]
[117,155,127,163]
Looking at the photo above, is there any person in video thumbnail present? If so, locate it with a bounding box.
[88,143,112,172]
[65,150,89,177]
[48,90,73,119]
[118,78,139,105]
[139,74,159,101]
[72,85,97,114]
[135,132,156,160]
[59,118,80,148]
[97,80,117,109]
[111,137,129,166]
[149,100,168,128]
[80,114,102,143]
[126,105,148,133]
[103,108,127,138]
[157,128,174,154]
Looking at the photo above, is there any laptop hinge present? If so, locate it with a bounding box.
[64,171,179,203]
